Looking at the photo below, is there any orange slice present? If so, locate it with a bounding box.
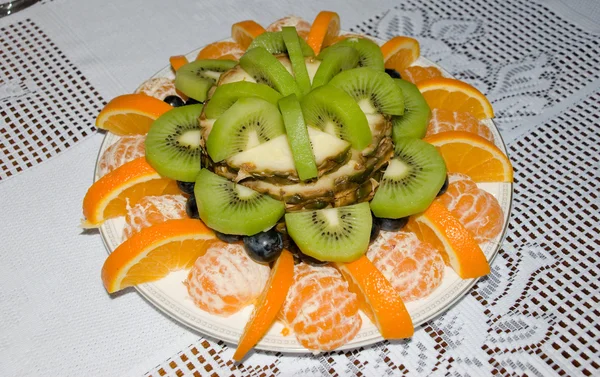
[407,202,490,279]
[381,36,420,71]
[196,41,245,60]
[95,94,173,135]
[399,66,443,84]
[306,11,340,54]
[233,250,294,361]
[337,256,414,339]
[82,157,179,227]
[169,55,189,71]
[424,131,513,182]
[417,77,494,119]
[232,20,266,49]
[101,219,216,293]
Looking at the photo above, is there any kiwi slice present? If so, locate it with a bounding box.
[301,85,372,150]
[312,45,360,88]
[248,31,314,57]
[204,82,282,119]
[175,59,237,102]
[240,47,302,97]
[391,79,431,140]
[145,104,204,182]
[285,202,372,262]
[282,27,312,96]
[328,67,404,116]
[333,38,385,71]
[278,94,317,181]
[206,97,285,162]
[194,169,285,235]
[370,138,447,218]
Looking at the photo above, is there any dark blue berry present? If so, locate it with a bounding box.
[243,229,283,263]
[370,215,381,243]
[437,176,449,197]
[163,95,185,107]
[185,98,203,106]
[185,196,199,219]
[177,180,195,195]
[378,216,408,231]
[215,231,242,243]
[385,68,401,79]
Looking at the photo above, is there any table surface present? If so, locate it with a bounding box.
[1,0,599,376]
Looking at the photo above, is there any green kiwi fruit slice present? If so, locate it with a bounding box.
[206,97,285,162]
[312,45,360,88]
[194,169,285,235]
[370,138,447,218]
[391,79,431,140]
[248,31,314,57]
[278,94,317,181]
[145,104,204,182]
[203,82,282,119]
[174,59,237,102]
[328,67,405,116]
[285,202,372,262]
[240,47,302,97]
[282,27,312,96]
[300,85,372,150]
[333,38,385,71]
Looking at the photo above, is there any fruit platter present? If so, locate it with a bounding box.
[82,12,513,359]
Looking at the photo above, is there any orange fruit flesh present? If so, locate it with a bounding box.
[99,113,155,135]
[232,20,266,49]
[169,55,189,71]
[400,66,442,84]
[196,41,245,60]
[124,194,188,240]
[103,177,179,219]
[95,94,173,135]
[418,78,494,120]
[426,109,494,141]
[381,36,420,71]
[306,11,340,54]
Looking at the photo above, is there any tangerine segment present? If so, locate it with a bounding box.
[424,131,513,182]
[169,55,189,71]
[437,173,504,243]
[266,16,311,39]
[381,36,420,71]
[196,41,245,60]
[95,94,173,135]
[426,108,494,142]
[410,202,490,279]
[186,243,270,316]
[367,232,445,302]
[232,20,266,49]
[337,256,414,339]
[101,219,216,293]
[281,263,362,351]
[399,66,442,84]
[417,77,494,120]
[98,135,145,178]
[306,11,340,54]
[135,77,180,100]
[233,250,295,361]
[124,194,188,240]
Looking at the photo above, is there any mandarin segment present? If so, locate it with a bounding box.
[123,194,188,240]
[266,16,311,39]
[135,77,180,100]
[399,66,442,84]
[426,109,494,141]
[97,135,145,178]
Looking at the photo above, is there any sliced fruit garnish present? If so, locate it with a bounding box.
[82,157,180,227]
[337,255,414,339]
[97,135,145,178]
[417,77,494,119]
[196,41,245,60]
[145,104,204,182]
[123,194,188,240]
[381,36,420,71]
[101,219,216,293]
[169,55,189,72]
[424,131,513,182]
[333,37,385,71]
[248,31,315,57]
[306,11,340,54]
[426,108,494,142]
[312,45,359,88]
[266,16,311,39]
[233,249,294,361]
[370,138,447,219]
[203,82,282,119]
[407,201,490,279]
[194,169,285,236]
[400,66,442,84]
[391,79,431,141]
[175,59,237,102]
[95,94,173,135]
[285,202,372,262]
[239,47,302,97]
[282,27,312,95]
[232,20,266,49]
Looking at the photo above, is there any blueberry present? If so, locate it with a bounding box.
[385,68,401,79]
[215,231,242,243]
[163,95,185,107]
[185,98,203,106]
[185,196,199,219]
[437,176,449,197]
[370,216,381,243]
[377,216,409,231]
[243,229,283,263]
[177,180,195,195]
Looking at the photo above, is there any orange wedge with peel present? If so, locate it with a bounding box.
[306,11,340,54]
[95,94,173,135]
[102,219,216,293]
[381,36,420,71]
[337,256,414,339]
[417,77,494,120]
[407,202,490,279]
[196,41,245,60]
[424,131,513,182]
[82,157,179,227]
[169,55,189,72]
[233,250,295,361]
[232,20,266,49]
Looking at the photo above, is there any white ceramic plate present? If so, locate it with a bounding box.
[96,35,513,353]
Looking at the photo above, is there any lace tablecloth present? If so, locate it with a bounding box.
[0,0,598,376]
